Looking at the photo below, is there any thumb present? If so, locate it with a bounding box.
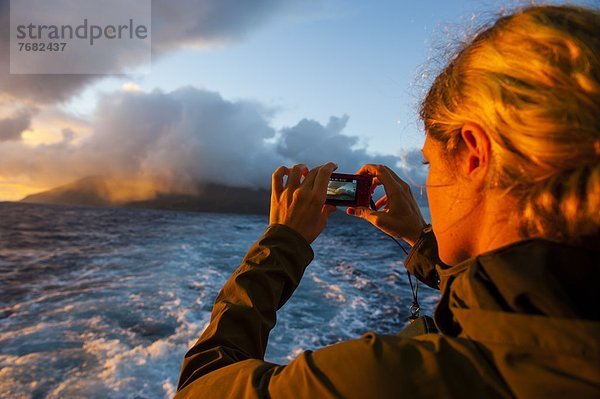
[347,206,376,221]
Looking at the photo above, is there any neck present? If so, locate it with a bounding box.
[472,191,523,257]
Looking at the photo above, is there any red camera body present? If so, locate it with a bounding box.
[325,173,373,208]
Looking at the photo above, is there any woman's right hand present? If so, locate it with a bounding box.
[347,164,427,246]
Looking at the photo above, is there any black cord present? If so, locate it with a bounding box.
[383,232,420,321]
[369,198,420,320]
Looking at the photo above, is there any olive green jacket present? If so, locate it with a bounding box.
[175,224,600,398]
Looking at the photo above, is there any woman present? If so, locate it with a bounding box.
[176,5,599,398]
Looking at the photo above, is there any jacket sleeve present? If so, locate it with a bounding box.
[176,223,315,394]
[175,224,491,398]
[403,229,445,290]
[175,223,433,399]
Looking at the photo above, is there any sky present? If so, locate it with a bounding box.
[0,0,597,201]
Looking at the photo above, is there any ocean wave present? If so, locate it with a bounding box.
[0,202,438,398]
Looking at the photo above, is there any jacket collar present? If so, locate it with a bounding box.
[433,237,600,353]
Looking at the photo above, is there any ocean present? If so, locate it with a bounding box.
[0,202,438,399]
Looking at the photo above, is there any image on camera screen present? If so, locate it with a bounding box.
[326,178,357,201]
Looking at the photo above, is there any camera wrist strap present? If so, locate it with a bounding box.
[383,232,421,322]
[406,270,420,322]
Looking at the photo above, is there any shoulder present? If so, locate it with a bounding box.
[175,332,508,399]
[271,332,504,398]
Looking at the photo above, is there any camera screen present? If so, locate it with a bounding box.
[326,177,357,201]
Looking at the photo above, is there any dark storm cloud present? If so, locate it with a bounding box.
[0,0,92,104]
[151,0,290,52]
[0,110,34,142]
[0,0,296,104]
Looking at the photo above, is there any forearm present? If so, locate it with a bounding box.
[177,223,314,392]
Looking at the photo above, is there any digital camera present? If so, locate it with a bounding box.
[325,173,373,208]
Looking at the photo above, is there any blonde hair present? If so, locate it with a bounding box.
[420,5,600,245]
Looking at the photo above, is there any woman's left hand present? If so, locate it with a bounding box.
[269,162,338,244]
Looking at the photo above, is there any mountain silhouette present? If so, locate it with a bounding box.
[20,176,271,215]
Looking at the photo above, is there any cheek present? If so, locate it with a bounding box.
[427,190,443,234]
[425,167,448,224]
[426,171,453,262]
[425,164,461,247]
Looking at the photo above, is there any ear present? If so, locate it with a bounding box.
[459,122,491,183]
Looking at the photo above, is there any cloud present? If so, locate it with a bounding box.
[0,0,298,105]
[397,148,428,188]
[277,115,400,174]
[0,0,92,104]
[0,1,430,203]
[0,86,427,201]
[0,87,285,194]
[0,112,32,142]
[86,87,284,190]
[151,0,291,52]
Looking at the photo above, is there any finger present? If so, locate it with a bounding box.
[300,166,321,189]
[312,162,338,200]
[375,194,388,210]
[287,164,308,189]
[271,166,289,196]
[301,166,310,179]
[302,162,336,188]
[382,165,412,191]
[355,164,400,190]
[371,176,386,188]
